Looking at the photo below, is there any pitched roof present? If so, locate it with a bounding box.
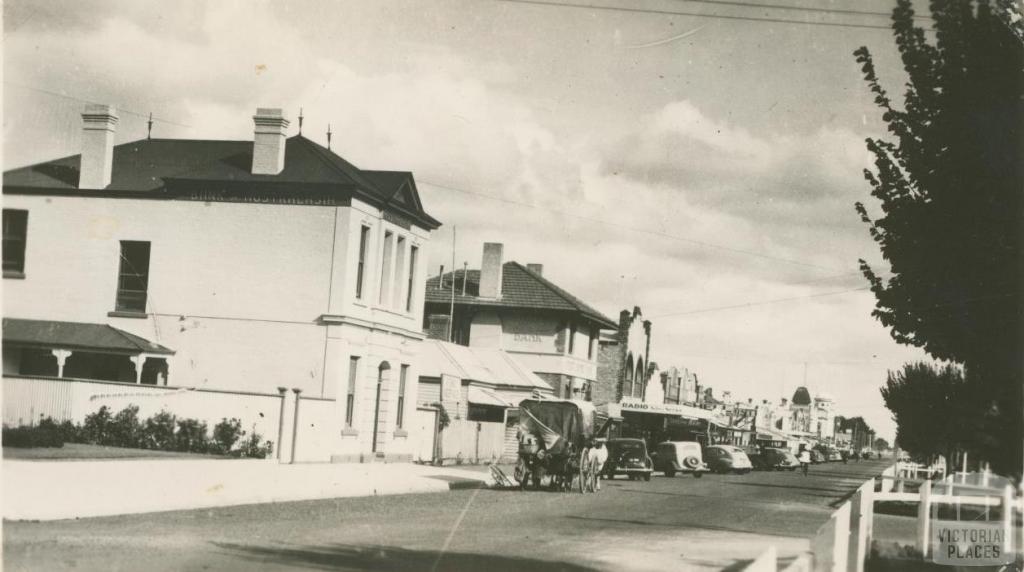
[3,318,174,355]
[2,135,440,230]
[424,261,617,329]
[418,340,552,390]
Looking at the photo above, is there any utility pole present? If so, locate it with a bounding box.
[448,226,456,343]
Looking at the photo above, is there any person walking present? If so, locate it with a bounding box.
[798,448,812,476]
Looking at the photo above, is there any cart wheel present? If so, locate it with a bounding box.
[520,469,530,491]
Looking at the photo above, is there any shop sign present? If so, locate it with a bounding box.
[619,400,712,420]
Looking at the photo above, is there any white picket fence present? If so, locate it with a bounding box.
[746,462,1024,572]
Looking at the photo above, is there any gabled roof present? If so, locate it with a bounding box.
[3,318,174,355]
[2,135,440,230]
[424,261,617,329]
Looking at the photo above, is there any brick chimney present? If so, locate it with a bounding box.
[479,243,503,298]
[526,263,544,276]
[79,105,119,189]
[252,108,289,175]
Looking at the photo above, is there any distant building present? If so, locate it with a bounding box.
[422,242,617,401]
[660,366,698,405]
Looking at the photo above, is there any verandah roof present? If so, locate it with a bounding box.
[3,318,174,355]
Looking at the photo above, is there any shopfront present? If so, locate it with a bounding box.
[604,400,732,448]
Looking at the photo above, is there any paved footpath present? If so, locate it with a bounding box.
[4,459,891,571]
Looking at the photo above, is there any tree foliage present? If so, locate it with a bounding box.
[881,362,992,462]
[855,0,1023,474]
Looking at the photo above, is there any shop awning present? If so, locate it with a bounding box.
[3,318,174,355]
[419,340,552,391]
[467,385,512,408]
[618,400,716,421]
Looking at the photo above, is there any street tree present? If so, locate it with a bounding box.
[854,0,1023,474]
[873,437,890,451]
[880,362,990,465]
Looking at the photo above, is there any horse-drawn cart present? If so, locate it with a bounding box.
[513,399,605,493]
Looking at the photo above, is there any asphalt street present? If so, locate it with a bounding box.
[4,458,891,572]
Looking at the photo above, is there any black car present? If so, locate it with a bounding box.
[603,438,653,481]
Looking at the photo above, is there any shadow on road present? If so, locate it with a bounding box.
[724,482,847,495]
[563,515,808,540]
[212,541,602,572]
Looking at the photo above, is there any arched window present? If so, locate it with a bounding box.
[635,358,644,398]
[625,353,634,397]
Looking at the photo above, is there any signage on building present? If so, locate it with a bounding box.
[619,399,712,420]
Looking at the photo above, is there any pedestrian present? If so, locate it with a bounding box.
[798,448,811,476]
[841,450,848,464]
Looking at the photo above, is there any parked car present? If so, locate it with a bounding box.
[762,448,800,471]
[652,441,709,477]
[704,445,753,474]
[810,450,826,464]
[827,450,842,462]
[748,453,770,471]
[603,438,653,481]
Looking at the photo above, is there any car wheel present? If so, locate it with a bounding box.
[643,473,651,482]
[693,472,703,479]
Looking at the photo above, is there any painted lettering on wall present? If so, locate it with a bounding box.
[513,334,542,343]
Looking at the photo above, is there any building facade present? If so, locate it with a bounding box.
[422,242,617,400]
[2,105,441,463]
[593,306,652,406]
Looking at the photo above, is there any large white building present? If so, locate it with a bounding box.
[2,105,441,462]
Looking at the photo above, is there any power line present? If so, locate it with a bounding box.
[497,0,932,31]
[667,0,931,21]
[418,178,847,272]
[4,81,193,128]
[648,285,870,318]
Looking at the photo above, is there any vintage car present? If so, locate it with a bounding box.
[762,447,801,471]
[810,450,827,464]
[748,452,770,471]
[704,445,753,474]
[827,450,843,462]
[603,438,654,481]
[651,441,710,477]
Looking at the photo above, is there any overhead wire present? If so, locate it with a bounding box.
[496,0,936,31]
[4,81,193,128]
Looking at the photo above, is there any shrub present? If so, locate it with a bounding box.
[2,419,64,448]
[107,405,143,448]
[174,418,209,453]
[233,431,273,459]
[211,418,244,454]
[141,411,177,450]
[56,419,81,444]
[81,406,113,445]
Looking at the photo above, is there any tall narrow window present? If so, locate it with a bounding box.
[393,236,406,309]
[345,356,359,427]
[3,209,28,277]
[587,328,596,360]
[396,364,409,429]
[379,231,394,304]
[406,246,418,312]
[115,241,151,313]
[568,323,576,355]
[355,226,370,299]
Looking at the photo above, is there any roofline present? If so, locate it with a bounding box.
[508,261,618,328]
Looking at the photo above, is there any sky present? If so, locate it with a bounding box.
[2,0,940,441]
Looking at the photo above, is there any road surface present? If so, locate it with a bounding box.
[4,458,891,571]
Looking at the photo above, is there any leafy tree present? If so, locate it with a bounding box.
[873,437,891,451]
[854,0,1023,474]
[881,362,990,466]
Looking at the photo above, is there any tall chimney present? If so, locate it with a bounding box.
[79,105,119,189]
[526,263,544,276]
[252,108,289,175]
[479,243,503,298]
